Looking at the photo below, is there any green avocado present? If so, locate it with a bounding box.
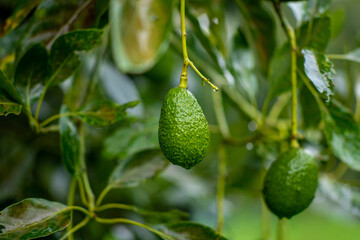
[262,148,318,219]
[158,87,210,169]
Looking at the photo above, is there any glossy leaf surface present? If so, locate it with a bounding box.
[78,100,139,127]
[302,48,335,102]
[322,102,360,171]
[59,105,80,176]
[50,29,103,85]
[0,198,71,239]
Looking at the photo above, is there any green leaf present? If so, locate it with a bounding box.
[322,102,360,171]
[0,198,71,239]
[50,29,104,85]
[319,176,360,217]
[60,105,81,176]
[0,0,42,37]
[300,87,321,128]
[109,149,168,188]
[0,94,22,116]
[267,42,291,99]
[302,48,335,103]
[102,118,159,160]
[235,0,276,73]
[110,0,174,74]
[78,100,139,127]
[297,17,331,52]
[22,0,99,47]
[0,70,22,103]
[15,43,50,87]
[158,222,228,240]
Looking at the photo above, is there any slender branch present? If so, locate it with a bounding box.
[95,217,174,240]
[181,0,188,61]
[216,144,227,232]
[60,217,90,240]
[77,178,89,207]
[326,54,351,61]
[96,184,113,207]
[188,60,219,91]
[67,178,77,240]
[39,124,60,133]
[95,203,136,212]
[65,206,92,216]
[277,218,286,240]
[261,197,270,240]
[34,85,48,121]
[39,112,79,128]
[178,0,218,90]
[79,126,95,212]
[289,28,299,148]
[271,0,299,148]
[212,91,230,139]
[35,54,74,121]
[268,93,291,125]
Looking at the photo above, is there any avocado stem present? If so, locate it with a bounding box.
[271,0,299,148]
[179,0,219,91]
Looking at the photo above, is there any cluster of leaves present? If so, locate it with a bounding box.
[1,0,360,239]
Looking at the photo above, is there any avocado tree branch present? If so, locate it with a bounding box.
[271,0,299,148]
[179,0,218,91]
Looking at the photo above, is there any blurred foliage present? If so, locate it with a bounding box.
[1,0,360,239]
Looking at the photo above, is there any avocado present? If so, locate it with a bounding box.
[262,148,318,219]
[158,87,210,169]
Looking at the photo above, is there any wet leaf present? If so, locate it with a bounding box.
[322,102,360,171]
[302,48,335,102]
[0,198,71,239]
[49,29,103,85]
[158,222,228,240]
[297,17,331,52]
[109,149,168,188]
[60,105,81,176]
[0,94,22,116]
[14,43,50,87]
[0,0,42,37]
[110,0,174,73]
[78,100,139,127]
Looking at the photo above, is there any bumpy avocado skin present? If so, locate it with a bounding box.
[262,148,318,219]
[158,87,210,170]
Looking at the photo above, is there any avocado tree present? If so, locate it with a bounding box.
[0,0,360,239]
